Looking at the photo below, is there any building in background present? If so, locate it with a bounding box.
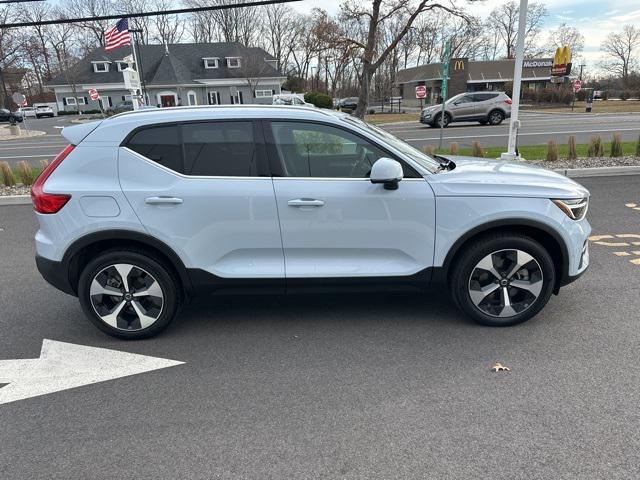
[47,42,286,112]
[397,57,554,107]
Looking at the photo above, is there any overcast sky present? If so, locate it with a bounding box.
[291,0,640,72]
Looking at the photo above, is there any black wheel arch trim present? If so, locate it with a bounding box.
[60,229,194,297]
[436,218,570,290]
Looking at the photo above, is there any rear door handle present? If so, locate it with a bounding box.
[288,198,325,207]
[145,196,183,205]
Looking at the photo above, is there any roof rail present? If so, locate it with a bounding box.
[109,104,338,120]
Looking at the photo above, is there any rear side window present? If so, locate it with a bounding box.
[182,122,256,176]
[473,93,499,102]
[126,125,182,173]
[125,121,257,177]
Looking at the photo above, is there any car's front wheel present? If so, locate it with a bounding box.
[450,233,555,326]
[434,112,450,128]
[78,250,182,339]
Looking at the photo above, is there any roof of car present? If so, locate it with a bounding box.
[107,105,346,124]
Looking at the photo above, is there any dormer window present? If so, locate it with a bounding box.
[92,61,110,73]
[226,57,241,68]
[203,57,219,69]
[116,61,129,72]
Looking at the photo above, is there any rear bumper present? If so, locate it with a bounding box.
[36,254,76,296]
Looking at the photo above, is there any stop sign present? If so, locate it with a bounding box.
[88,88,100,101]
[573,79,582,93]
[415,85,427,99]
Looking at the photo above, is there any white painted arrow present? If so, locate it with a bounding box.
[0,339,184,405]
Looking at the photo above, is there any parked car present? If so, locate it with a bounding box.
[0,108,23,123]
[18,106,37,118]
[33,106,590,339]
[420,91,512,127]
[272,94,313,107]
[106,100,134,114]
[35,105,55,118]
[337,97,359,110]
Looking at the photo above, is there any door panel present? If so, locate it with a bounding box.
[449,95,475,120]
[272,178,436,278]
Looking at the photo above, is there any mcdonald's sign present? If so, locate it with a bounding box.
[453,60,465,71]
[551,46,572,76]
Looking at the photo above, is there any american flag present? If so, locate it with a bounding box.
[104,18,131,52]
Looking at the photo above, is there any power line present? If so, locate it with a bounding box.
[1,0,302,28]
[0,0,44,3]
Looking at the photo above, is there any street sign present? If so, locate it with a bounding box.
[0,339,184,405]
[415,85,426,99]
[573,79,582,93]
[88,88,100,101]
[122,67,140,90]
[11,92,25,105]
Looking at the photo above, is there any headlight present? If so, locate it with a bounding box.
[552,197,589,220]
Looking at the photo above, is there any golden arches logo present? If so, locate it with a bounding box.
[453,60,465,70]
[553,46,571,66]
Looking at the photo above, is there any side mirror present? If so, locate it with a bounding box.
[370,157,403,190]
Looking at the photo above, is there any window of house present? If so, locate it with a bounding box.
[187,91,198,106]
[182,122,256,176]
[126,125,183,173]
[203,58,219,69]
[65,97,77,106]
[230,90,243,104]
[208,91,221,105]
[255,90,273,98]
[226,57,241,68]
[116,62,129,72]
[269,122,388,178]
[93,62,109,73]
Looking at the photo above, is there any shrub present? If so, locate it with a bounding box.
[39,159,49,170]
[546,140,558,162]
[576,90,588,101]
[423,145,435,155]
[16,161,35,185]
[57,110,79,115]
[619,91,631,101]
[304,91,333,109]
[587,136,604,157]
[610,133,623,157]
[567,136,578,160]
[471,141,484,158]
[601,91,609,100]
[636,134,640,157]
[450,142,459,155]
[0,161,15,186]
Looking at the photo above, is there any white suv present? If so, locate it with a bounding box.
[33,106,590,338]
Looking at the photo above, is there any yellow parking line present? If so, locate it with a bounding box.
[631,259,640,265]
[614,252,631,256]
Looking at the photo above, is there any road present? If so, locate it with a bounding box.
[1,112,640,168]
[1,175,640,479]
[382,111,640,150]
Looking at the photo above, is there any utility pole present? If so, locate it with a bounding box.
[501,0,528,161]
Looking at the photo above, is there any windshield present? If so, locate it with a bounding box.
[342,116,440,173]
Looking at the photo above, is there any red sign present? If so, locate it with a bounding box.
[415,85,427,99]
[573,79,582,93]
[21,97,28,107]
[88,88,100,101]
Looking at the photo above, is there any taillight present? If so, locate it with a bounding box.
[31,144,75,214]
[504,99,513,105]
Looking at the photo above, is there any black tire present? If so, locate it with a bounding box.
[78,249,182,339]
[478,120,488,125]
[487,110,504,125]
[434,112,450,128]
[449,232,555,327]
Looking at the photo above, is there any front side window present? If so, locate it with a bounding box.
[269,122,388,178]
[125,122,257,177]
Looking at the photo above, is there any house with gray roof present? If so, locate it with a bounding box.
[396,57,555,107]
[47,42,287,111]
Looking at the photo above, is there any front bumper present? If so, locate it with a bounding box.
[36,254,76,296]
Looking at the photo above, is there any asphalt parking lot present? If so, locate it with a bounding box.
[384,111,640,150]
[1,174,639,479]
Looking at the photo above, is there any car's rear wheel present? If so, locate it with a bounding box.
[78,250,181,339]
[488,110,504,125]
[450,233,555,326]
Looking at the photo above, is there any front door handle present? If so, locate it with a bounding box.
[288,198,325,207]
[145,196,183,205]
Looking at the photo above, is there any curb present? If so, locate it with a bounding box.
[554,166,640,178]
[0,195,32,206]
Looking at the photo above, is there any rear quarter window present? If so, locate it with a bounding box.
[125,124,183,173]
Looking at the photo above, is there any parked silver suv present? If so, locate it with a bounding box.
[420,91,512,127]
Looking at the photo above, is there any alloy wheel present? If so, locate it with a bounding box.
[489,111,502,124]
[89,263,164,331]
[468,249,543,318]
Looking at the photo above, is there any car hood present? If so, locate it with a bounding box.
[427,155,589,199]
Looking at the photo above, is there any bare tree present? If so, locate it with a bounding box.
[338,0,468,118]
[487,0,547,59]
[546,23,585,58]
[600,25,640,86]
[260,4,300,72]
[152,0,186,44]
[61,0,114,47]
[118,0,153,44]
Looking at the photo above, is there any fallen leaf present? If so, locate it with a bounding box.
[491,362,510,372]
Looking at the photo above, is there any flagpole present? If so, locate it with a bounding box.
[129,29,147,106]
[129,31,141,110]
